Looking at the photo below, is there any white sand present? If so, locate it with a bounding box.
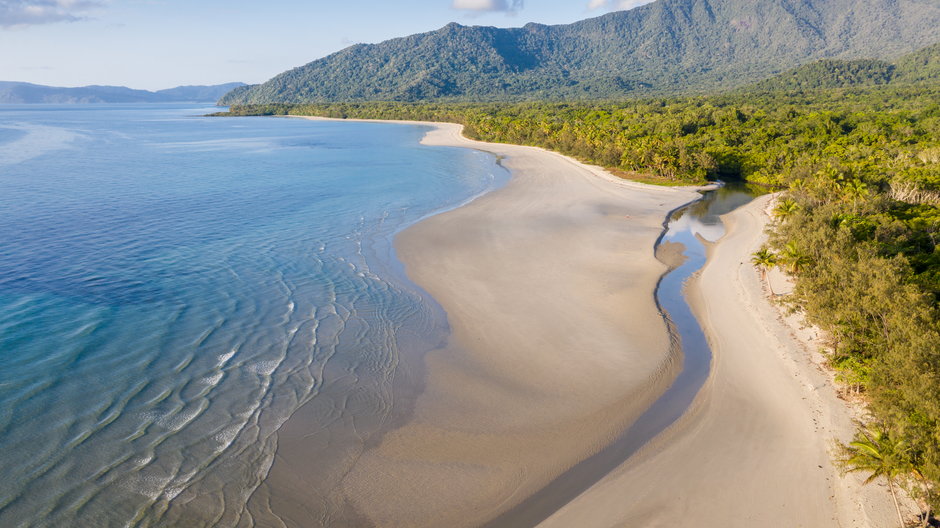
[537,195,900,528]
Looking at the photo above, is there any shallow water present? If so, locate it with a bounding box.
[641,182,760,433]
[0,105,505,527]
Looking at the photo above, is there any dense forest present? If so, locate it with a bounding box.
[218,0,940,104]
[217,82,940,519]
[754,42,940,91]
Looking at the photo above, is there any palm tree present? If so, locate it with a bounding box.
[751,247,778,295]
[843,178,869,213]
[780,241,811,274]
[773,198,801,222]
[838,426,911,528]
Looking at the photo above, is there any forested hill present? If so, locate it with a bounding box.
[220,0,940,104]
[0,82,245,104]
[894,42,940,85]
[754,43,940,91]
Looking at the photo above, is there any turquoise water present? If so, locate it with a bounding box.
[0,105,504,527]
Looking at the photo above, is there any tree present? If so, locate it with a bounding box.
[751,247,779,295]
[837,426,911,528]
[780,241,811,274]
[842,178,870,212]
[773,197,801,222]
[912,466,934,528]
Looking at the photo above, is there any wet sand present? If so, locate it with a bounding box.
[257,120,702,527]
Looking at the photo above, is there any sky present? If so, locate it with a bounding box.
[0,0,654,90]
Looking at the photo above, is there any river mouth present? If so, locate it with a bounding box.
[483,182,760,528]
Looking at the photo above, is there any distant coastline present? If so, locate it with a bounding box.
[0,81,244,104]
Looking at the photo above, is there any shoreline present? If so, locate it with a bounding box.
[259,117,704,526]
[245,117,897,527]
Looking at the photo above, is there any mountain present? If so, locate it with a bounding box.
[0,82,246,104]
[893,42,940,84]
[754,42,940,91]
[753,59,897,90]
[220,0,940,104]
[152,84,248,102]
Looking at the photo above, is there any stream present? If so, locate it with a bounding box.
[484,183,760,528]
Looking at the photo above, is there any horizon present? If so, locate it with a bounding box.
[0,0,653,91]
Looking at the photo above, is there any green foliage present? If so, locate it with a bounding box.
[780,241,811,273]
[770,185,940,516]
[895,43,940,86]
[773,198,801,221]
[750,247,779,294]
[839,426,912,485]
[218,0,940,104]
[837,426,913,527]
[752,43,940,93]
[751,247,778,270]
[755,59,896,91]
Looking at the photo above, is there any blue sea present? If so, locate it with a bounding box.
[0,104,504,526]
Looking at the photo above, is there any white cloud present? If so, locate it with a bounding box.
[588,0,655,11]
[0,0,103,28]
[452,0,523,13]
[617,0,654,8]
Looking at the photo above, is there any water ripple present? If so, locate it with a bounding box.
[0,105,506,527]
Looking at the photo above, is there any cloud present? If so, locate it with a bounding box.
[0,0,104,28]
[452,0,523,13]
[587,0,654,11]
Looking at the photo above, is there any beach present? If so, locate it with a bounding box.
[255,121,898,527]
[256,120,702,526]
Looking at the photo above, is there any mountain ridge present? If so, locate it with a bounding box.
[0,82,246,104]
[752,42,940,91]
[220,0,940,104]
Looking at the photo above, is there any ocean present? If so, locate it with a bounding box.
[0,104,504,526]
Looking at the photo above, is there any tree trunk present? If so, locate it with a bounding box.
[919,478,931,528]
[890,479,906,528]
[761,269,775,296]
